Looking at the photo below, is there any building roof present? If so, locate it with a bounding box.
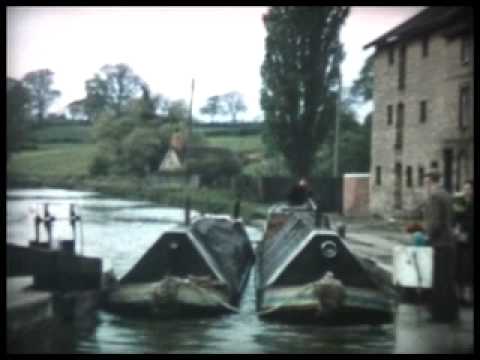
[364,7,472,50]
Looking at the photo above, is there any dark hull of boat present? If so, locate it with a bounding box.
[256,207,395,324]
[103,216,255,316]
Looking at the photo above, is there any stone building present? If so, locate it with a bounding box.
[364,7,473,216]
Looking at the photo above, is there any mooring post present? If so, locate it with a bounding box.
[70,204,77,253]
[185,196,191,226]
[233,198,241,220]
[323,214,331,230]
[34,214,42,243]
[44,204,54,249]
[315,205,322,228]
[337,223,346,238]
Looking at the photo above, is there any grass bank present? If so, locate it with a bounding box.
[7,142,268,222]
[205,134,263,154]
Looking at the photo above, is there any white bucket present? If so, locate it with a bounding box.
[393,246,433,288]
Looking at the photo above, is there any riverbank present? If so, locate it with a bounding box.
[8,176,268,223]
[7,134,271,223]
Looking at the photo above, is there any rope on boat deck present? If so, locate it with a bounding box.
[188,281,240,313]
[152,276,239,313]
[256,281,317,316]
[257,275,345,316]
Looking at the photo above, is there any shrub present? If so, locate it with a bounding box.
[121,126,164,176]
[89,152,111,176]
[186,152,241,186]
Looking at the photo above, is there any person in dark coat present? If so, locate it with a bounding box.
[287,178,314,207]
[453,179,474,304]
[423,169,459,322]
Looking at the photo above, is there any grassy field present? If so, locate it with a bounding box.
[29,123,264,153]
[9,125,265,185]
[7,143,96,185]
[30,123,93,144]
[205,134,264,154]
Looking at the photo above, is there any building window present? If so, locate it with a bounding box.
[461,36,471,65]
[418,166,424,187]
[394,162,403,210]
[431,160,438,169]
[395,103,404,150]
[420,100,427,123]
[459,85,471,130]
[387,105,393,125]
[388,47,394,65]
[456,151,466,192]
[421,36,429,57]
[375,166,382,186]
[406,166,413,188]
[398,44,406,90]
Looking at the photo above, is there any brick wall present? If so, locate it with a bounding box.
[343,174,370,217]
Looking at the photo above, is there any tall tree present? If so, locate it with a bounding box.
[261,6,349,178]
[22,69,61,124]
[84,63,145,120]
[127,84,169,121]
[221,91,247,122]
[350,53,374,103]
[7,77,32,159]
[200,95,225,122]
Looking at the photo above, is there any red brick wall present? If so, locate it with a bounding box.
[343,174,370,217]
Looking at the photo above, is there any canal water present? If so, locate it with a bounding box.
[7,188,396,354]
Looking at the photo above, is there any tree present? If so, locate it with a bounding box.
[261,6,349,178]
[22,69,61,124]
[221,92,247,122]
[312,104,371,176]
[7,77,32,159]
[67,99,88,121]
[121,126,164,176]
[90,111,179,177]
[127,84,169,122]
[350,53,374,103]
[84,63,145,120]
[200,95,225,122]
[166,99,189,124]
[84,75,111,122]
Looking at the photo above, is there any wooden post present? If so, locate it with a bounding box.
[315,205,322,228]
[34,215,42,243]
[44,204,53,249]
[185,197,191,226]
[233,199,241,220]
[70,204,77,254]
[323,214,331,230]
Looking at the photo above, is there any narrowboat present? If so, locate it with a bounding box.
[255,203,396,325]
[104,212,255,317]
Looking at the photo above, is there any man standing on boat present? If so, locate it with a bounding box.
[287,178,316,209]
[423,168,459,322]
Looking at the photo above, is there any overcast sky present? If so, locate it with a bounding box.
[7,6,425,121]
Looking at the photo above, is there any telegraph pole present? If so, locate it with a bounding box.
[185,78,195,188]
[188,78,195,140]
[333,47,342,178]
